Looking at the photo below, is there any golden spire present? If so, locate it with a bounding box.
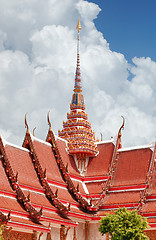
[76,19,81,32]
[58,18,98,172]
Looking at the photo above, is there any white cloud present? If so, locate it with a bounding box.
[31,25,75,73]
[76,0,101,21]
[0,30,7,51]
[0,0,155,148]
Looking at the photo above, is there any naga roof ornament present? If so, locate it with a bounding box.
[25,112,29,133]
[58,20,98,174]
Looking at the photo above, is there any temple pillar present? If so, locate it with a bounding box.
[85,221,89,240]
[60,225,70,240]
[32,230,38,240]
[46,232,52,240]
[73,227,77,240]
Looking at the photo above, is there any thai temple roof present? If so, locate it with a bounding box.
[0,20,155,239]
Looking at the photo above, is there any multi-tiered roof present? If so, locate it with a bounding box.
[58,20,98,173]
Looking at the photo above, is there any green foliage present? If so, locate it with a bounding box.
[99,207,149,240]
[0,225,4,240]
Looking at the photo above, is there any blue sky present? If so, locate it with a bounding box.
[87,0,156,62]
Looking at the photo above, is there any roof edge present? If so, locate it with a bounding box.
[30,133,52,147]
[118,143,154,152]
[0,135,29,152]
[96,138,115,145]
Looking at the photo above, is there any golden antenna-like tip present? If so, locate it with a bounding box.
[47,111,51,128]
[25,113,29,132]
[76,19,81,32]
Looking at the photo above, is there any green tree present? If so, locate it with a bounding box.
[0,224,4,240]
[99,207,149,240]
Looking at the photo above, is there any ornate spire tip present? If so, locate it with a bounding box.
[76,19,81,32]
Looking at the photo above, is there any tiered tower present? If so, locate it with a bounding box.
[58,20,98,175]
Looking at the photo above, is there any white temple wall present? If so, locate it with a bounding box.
[88,223,106,240]
[74,222,86,240]
[50,226,60,239]
[38,222,107,240]
[48,222,85,240]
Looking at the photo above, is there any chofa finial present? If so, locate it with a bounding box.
[76,19,81,32]
[118,116,125,138]
[100,133,103,141]
[33,127,36,137]
[25,113,29,132]
[47,111,51,128]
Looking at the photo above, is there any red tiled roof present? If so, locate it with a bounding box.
[40,212,77,227]
[56,138,79,175]
[71,179,86,194]
[102,191,140,205]
[112,148,152,186]
[0,188,77,227]
[0,129,155,228]
[85,182,103,194]
[141,200,156,213]
[22,190,56,211]
[0,196,26,213]
[5,144,42,189]
[86,142,114,176]
[7,216,50,233]
[150,175,156,195]
[29,138,85,204]
[0,160,14,193]
[32,139,65,184]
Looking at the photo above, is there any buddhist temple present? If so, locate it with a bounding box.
[0,20,155,240]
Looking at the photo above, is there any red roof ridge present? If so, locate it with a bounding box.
[100,203,139,211]
[146,195,156,201]
[118,143,154,152]
[69,174,109,183]
[109,184,147,192]
[137,142,156,213]
[47,127,100,212]
[93,120,125,208]
[23,132,69,214]
[8,220,50,233]
[0,187,90,219]
[0,136,42,223]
